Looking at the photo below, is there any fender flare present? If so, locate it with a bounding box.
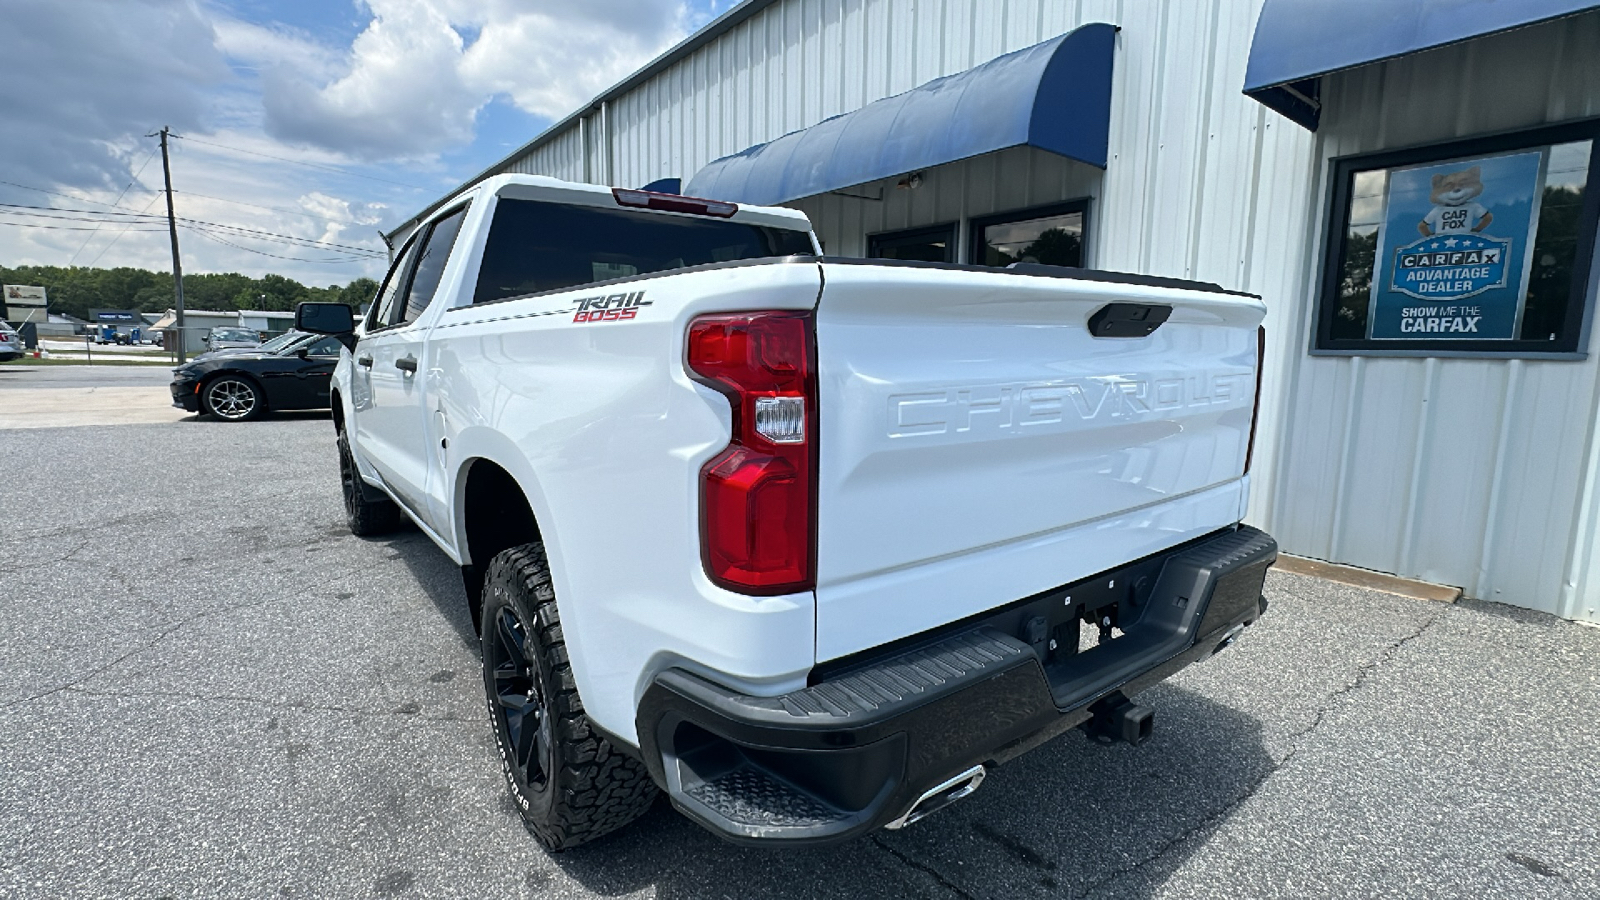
[448,424,565,579]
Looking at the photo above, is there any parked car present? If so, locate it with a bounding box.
[169,332,344,421]
[0,323,22,362]
[294,174,1277,850]
[194,330,305,361]
[145,330,164,346]
[202,327,261,352]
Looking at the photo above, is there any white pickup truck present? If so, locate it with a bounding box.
[295,174,1277,850]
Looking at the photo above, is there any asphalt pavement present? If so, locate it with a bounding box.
[0,363,174,389]
[1,413,1597,899]
[0,364,182,428]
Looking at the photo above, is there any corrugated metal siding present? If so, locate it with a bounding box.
[1270,11,1600,620]
[507,124,586,183]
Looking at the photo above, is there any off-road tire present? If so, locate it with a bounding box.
[337,431,401,535]
[481,543,658,850]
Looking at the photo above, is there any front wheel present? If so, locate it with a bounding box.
[481,543,657,850]
[202,376,263,421]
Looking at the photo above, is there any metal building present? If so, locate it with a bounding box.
[390,0,1600,623]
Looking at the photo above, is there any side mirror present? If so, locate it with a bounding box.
[295,302,355,335]
[296,348,310,359]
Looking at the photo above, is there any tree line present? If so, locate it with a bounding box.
[0,264,379,323]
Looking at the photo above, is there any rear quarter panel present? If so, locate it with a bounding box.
[430,261,824,745]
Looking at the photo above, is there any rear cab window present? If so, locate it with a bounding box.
[472,199,815,304]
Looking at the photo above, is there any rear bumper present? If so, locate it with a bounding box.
[637,525,1277,846]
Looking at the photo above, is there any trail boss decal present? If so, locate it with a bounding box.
[573,291,650,324]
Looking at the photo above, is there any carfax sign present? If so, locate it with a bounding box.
[1368,150,1543,340]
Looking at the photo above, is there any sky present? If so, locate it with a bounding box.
[0,0,736,288]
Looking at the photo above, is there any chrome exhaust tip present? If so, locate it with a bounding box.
[884,765,986,830]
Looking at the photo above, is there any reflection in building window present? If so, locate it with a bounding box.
[971,202,1088,269]
[868,223,957,263]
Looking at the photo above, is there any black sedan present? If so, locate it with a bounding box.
[170,332,345,422]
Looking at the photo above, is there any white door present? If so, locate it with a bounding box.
[353,205,470,531]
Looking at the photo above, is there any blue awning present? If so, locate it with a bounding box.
[684,23,1115,206]
[1245,0,1600,130]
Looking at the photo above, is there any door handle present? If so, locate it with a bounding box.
[357,355,373,368]
[395,355,417,373]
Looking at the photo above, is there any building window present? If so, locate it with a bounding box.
[868,223,957,263]
[1316,120,1600,356]
[970,200,1088,268]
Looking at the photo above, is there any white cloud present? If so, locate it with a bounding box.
[258,0,691,159]
[211,18,343,82]
[0,0,696,284]
[455,0,690,119]
[262,0,478,159]
[298,191,386,246]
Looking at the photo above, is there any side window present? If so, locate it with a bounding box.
[399,205,470,326]
[306,336,344,357]
[369,236,420,331]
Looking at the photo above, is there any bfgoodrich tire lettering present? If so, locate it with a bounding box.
[481,543,657,850]
[337,431,401,535]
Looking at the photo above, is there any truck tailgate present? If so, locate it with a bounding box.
[812,262,1265,662]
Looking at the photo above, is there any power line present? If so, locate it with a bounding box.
[84,192,166,269]
[173,190,375,227]
[0,179,148,214]
[183,224,378,264]
[0,201,165,219]
[0,220,165,232]
[67,147,160,266]
[0,202,385,256]
[168,133,430,190]
[0,208,162,224]
[173,218,385,255]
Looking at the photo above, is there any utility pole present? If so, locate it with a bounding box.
[158,127,187,363]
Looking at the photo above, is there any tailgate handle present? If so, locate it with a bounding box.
[1088,303,1172,338]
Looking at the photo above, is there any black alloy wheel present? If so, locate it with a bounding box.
[486,604,553,793]
[203,376,261,421]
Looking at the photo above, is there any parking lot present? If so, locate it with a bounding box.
[2,366,1599,899]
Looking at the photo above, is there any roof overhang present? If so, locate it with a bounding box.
[684,23,1116,206]
[1244,0,1600,130]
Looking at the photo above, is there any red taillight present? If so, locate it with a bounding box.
[687,311,816,594]
[1244,325,1265,474]
[612,187,738,218]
